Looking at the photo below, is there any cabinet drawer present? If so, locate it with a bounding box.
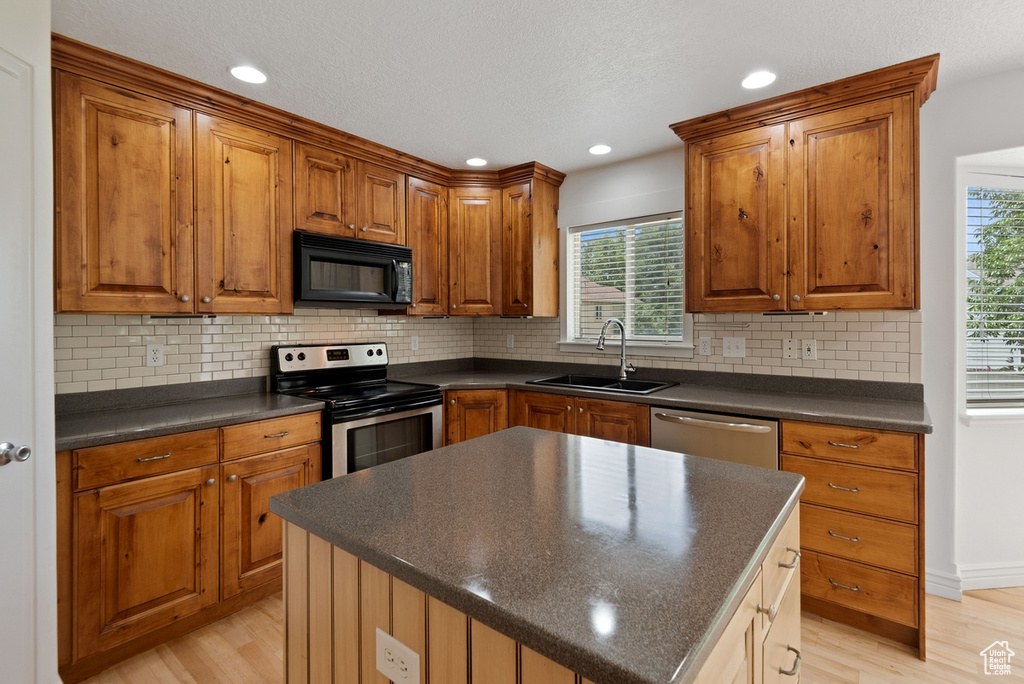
[800,503,917,575]
[782,454,917,523]
[782,421,917,470]
[763,579,801,684]
[73,429,218,491]
[762,506,800,627]
[801,550,918,627]
[221,412,322,461]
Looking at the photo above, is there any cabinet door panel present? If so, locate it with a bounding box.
[357,161,406,245]
[445,390,508,445]
[195,113,292,314]
[408,177,449,315]
[56,72,193,313]
[577,398,650,446]
[449,187,501,315]
[221,444,318,598]
[294,142,356,237]
[686,125,787,312]
[74,465,218,657]
[789,96,914,310]
[502,182,532,313]
[510,391,572,434]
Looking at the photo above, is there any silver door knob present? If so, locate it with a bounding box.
[450,399,456,404]
[361,226,367,232]
[227,474,237,483]
[0,442,31,467]
[792,295,801,302]
[578,407,583,413]
[348,224,355,230]
[181,294,190,302]
[205,478,216,487]
[202,296,211,303]
[772,294,781,301]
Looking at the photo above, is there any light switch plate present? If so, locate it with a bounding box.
[410,336,419,351]
[723,337,745,358]
[376,628,420,682]
[507,334,514,349]
[783,338,799,360]
[801,339,817,360]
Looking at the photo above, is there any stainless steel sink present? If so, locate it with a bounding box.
[528,375,677,395]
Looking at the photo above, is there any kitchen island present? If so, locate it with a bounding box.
[270,427,805,684]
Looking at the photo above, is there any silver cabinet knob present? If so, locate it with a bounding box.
[361,226,367,232]
[202,296,211,303]
[450,399,456,405]
[772,294,781,301]
[523,303,528,308]
[181,294,190,302]
[578,407,583,413]
[451,304,457,309]
[792,295,801,302]
[348,224,355,230]
[205,478,216,487]
[0,442,31,467]
[566,405,571,411]
[227,474,237,483]
[411,303,417,308]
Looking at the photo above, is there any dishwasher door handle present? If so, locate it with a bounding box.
[653,412,774,433]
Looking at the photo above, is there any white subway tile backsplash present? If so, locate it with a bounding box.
[54,309,920,394]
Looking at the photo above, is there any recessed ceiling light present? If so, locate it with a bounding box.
[466,158,488,167]
[230,66,267,84]
[589,144,612,155]
[742,71,776,89]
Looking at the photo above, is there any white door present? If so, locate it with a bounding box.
[0,1,58,681]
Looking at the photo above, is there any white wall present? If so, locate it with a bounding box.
[920,67,1024,595]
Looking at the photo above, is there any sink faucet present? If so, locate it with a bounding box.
[596,317,636,380]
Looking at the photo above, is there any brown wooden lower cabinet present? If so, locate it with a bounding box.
[444,389,508,445]
[57,411,321,682]
[510,390,650,446]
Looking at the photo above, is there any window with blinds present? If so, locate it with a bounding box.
[966,179,1024,407]
[567,215,684,345]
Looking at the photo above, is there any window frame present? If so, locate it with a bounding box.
[960,167,1024,418]
[559,212,694,358]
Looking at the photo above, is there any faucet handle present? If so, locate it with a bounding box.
[626,363,637,374]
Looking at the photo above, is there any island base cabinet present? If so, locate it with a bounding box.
[283,522,585,684]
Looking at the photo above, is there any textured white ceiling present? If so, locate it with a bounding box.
[52,0,1024,174]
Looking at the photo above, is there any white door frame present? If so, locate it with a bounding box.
[0,1,58,681]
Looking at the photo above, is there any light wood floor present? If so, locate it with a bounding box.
[84,588,1024,683]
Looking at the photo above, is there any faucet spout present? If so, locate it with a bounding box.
[596,318,632,380]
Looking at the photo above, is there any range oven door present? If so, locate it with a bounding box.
[332,403,443,476]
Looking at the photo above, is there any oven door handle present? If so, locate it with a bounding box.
[332,395,443,422]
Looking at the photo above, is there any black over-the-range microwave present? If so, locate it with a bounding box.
[294,230,413,309]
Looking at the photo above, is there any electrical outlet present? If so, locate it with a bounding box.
[698,337,712,356]
[507,334,514,349]
[376,628,420,682]
[146,343,164,367]
[783,338,799,360]
[723,337,746,358]
[801,338,817,360]
[410,336,419,351]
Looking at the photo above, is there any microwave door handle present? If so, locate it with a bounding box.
[390,259,398,299]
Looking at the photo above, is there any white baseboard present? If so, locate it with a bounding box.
[960,562,1024,591]
[926,569,963,600]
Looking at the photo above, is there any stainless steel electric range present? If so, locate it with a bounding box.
[270,342,442,478]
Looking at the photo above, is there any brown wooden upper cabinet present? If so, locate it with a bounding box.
[294,142,406,245]
[671,55,939,313]
[54,72,293,315]
[502,178,560,317]
[407,176,449,315]
[449,185,503,315]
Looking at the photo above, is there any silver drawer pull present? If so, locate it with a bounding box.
[264,431,289,439]
[780,645,802,677]
[778,546,801,569]
[827,440,860,449]
[828,530,861,542]
[828,578,861,592]
[827,482,860,493]
[137,452,171,463]
[756,603,777,621]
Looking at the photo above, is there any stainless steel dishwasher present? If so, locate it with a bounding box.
[650,407,779,469]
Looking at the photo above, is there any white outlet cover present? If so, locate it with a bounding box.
[507,334,514,349]
[783,338,799,360]
[723,337,745,358]
[801,339,817,360]
[145,343,164,367]
[376,628,420,682]
[698,337,712,356]
[410,336,419,351]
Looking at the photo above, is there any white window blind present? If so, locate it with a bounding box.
[966,180,1024,406]
[567,215,684,344]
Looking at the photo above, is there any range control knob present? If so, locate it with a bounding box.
[367,349,374,357]
[376,349,383,356]
[284,353,293,362]
[297,353,306,361]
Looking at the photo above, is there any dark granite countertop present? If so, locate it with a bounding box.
[270,427,805,684]
[397,368,933,434]
[55,378,324,451]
